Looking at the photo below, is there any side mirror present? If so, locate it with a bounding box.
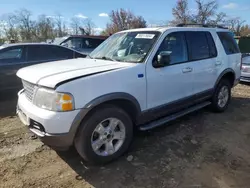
[61,43,68,47]
[153,52,171,68]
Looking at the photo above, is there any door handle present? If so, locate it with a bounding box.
[215,61,222,66]
[182,67,193,73]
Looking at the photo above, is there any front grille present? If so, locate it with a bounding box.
[22,80,36,101]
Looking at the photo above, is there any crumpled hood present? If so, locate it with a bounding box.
[17,58,134,88]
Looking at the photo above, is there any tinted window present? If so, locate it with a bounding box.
[63,37,82,49]
[156,32,188,64]
[50,46,74,59]
[62,37,105,49]
[0,47,24,64]
[186,32,210,60]
[217,32,240,54]
[28,45,51,61]
[83,38,104,48]
[206,32,217,57]
[27,45,73,62]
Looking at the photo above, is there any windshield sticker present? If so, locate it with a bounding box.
[135,34,155,39]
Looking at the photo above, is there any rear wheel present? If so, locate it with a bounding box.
[211,79,231,112]
[74,105,133,164]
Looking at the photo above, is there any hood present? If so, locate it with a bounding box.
[17,58,134,88]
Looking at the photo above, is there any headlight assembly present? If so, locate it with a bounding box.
[33,88,74,112]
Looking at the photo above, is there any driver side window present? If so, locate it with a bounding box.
[0,47,24,64]
[156,32,188,65]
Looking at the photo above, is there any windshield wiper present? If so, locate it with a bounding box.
[95,56,115,61]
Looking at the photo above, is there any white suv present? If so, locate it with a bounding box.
[16,25,241,164]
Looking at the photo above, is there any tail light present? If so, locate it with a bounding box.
[240,54,243,70]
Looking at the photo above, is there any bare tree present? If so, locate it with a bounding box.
[36,15,55,41]
[54,14,64,37]
[227,17,246,36]
[209,12,227,25]
[83,19,95,35]
[70,17,82,35]
[3,13,19,41]
[240,25,250,36]
[194,0,218,24]
[172,0,190,25]
[103,9,146,35]
[171,0,228,26]
[15,9,37,41]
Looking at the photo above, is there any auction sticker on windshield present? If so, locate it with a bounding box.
[135,34,155,39]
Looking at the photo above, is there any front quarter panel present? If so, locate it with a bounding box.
[56,63,147,111]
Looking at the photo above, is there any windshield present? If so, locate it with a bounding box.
[52,36,68,45]
[89,31,160,63]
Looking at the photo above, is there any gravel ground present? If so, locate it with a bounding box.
[1,84,250,188]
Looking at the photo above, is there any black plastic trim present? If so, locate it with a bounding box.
[137,89,213,125]
[140,101,211,131]
[84,92,141,113]
[214,68,235,88]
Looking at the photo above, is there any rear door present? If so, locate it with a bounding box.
[217,32,241,80]
[0,46,27,93]
[185,31,218,95]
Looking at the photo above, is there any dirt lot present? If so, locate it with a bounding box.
[1,84,250,188]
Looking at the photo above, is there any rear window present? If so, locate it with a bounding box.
[217,32,240,55]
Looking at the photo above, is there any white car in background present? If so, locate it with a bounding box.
[241,56,250,82]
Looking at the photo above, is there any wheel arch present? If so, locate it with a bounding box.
[68,92,142,144]
[214,68,236,88]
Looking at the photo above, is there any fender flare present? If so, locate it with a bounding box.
[84,92,141,113]
[214,68,235,89]
[67,92,142,145]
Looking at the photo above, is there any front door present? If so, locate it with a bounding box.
[146,32,194,112]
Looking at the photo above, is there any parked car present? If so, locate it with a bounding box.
[16,24,241,164]
[0,43,86,95]
[241,56,250,82]
[53,35,108,55]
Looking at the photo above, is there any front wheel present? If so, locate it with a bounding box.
[211,79,231,112]
[74,105,133,164]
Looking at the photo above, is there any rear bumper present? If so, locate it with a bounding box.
[240,76,250,82]
[240,72,250,82]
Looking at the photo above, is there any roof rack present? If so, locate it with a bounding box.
[176,23,228,29]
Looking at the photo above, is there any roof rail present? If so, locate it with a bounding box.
[176,23,228,29]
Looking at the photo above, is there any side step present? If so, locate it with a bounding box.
[139,101,211,131]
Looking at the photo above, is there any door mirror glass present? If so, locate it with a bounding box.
[153,51,171,68]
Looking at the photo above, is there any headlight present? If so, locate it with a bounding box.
[33,88,74,112]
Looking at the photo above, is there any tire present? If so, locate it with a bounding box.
[74,105,133,164]
[211,79,231,112]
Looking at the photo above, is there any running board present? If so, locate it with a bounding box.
[139,101,211,131]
